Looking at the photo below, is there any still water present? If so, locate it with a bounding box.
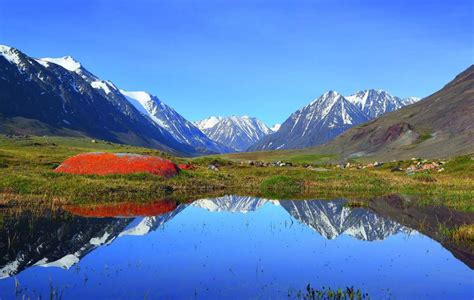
[0,196,472,299]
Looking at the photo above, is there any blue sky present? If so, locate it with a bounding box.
[1,0,472,125]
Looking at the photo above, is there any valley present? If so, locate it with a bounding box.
[1,1,473,298]
[0,135,472,213]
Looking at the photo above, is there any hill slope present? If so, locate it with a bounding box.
[319,65,474,160]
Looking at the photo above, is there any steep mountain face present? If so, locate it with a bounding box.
[250,91,369,150]
[0,45,198,155]
[121,90,232,154]
[346,89,404,119]
[195,116,273,151]
[318,65,474,160]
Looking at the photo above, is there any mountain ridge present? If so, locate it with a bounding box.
[195,115,273,151]
[250,89,420,151]
[0,45,228,156]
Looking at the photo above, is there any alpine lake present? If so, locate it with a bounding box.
[0,195,472,300]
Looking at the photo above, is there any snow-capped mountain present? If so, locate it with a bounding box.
[0,45,235,155]
[0,45,201,155]
[345,89,421,119]
[119,204,186,237]
[195,116,273,151]
[121,90,232,153]
[250,90,420,151]
[279,199,411,241]
[192,195,270,213]
[191,196,410,241]
[250,91,369,150]
[346,89,403,119]
[196,116,223,130]
[400,96,421,105]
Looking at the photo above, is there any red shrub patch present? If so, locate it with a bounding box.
[55,152,179,177]
[65,200,178,217]
[178,163,195,170]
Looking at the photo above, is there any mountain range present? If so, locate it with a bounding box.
[0,45,233,156]
[250,90,420,151]
[3,44,469,159]
[120,90,233,153]
[195,116,274,151]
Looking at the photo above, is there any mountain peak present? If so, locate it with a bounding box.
[40,56,82,72]
[196,115,273,151]
[194,116,223,130]
[0,44,13,52]
[323,90,342,98]
[0,44,22,65]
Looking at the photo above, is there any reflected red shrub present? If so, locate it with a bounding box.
[55,153,179,177]
[65,200,178,217]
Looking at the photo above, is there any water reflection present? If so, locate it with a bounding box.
[0,196,472,299]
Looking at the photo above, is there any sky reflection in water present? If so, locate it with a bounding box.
[0,196,472,299]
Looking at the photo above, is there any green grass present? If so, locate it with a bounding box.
[0,135,473,211]
[260,175,303,198]
[411,172,437,182]
[415,132,433,144]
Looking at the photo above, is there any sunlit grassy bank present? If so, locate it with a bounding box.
[0,135,472,211]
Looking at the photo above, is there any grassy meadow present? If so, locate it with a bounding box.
[0,135,472,211]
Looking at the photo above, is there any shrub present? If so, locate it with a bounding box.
[55,153,179,177]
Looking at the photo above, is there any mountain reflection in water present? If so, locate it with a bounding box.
[0,196,472,299]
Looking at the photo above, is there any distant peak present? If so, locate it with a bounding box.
[325,90,340,96]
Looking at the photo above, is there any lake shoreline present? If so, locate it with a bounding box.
[0,135,472,211]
